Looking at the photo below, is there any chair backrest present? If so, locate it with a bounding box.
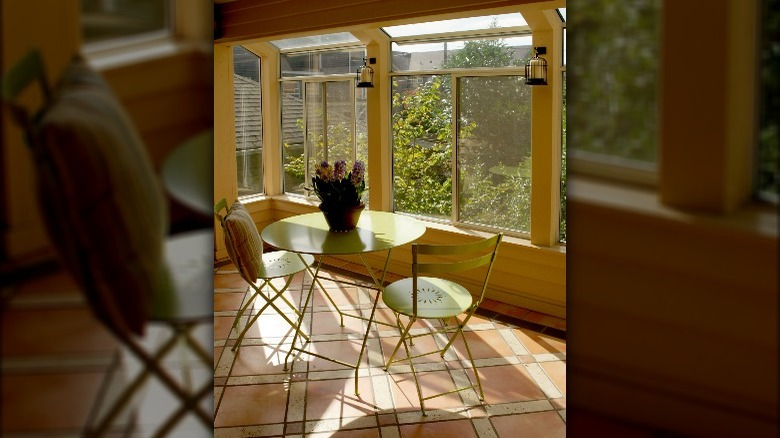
[214,197,264,283]
[1,50,172,337]
[412,233,503,313]
[1,49,52,155]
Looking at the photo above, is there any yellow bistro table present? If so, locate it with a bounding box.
[261,210,426,394]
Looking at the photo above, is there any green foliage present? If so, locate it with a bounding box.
[392,36,567,238]
[568,0,659,162]
[392,76,453,217]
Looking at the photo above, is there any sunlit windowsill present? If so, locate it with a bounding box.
[568,173,778,239]
[243,193,566,254]
[83,36,211,71]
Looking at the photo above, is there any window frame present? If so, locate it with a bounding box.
[277,44,367,197]
[389,58,536,239]
[81,0,176,55]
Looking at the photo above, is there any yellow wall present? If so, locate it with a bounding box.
[213,0,568,317]
[568,0,777,434]
[1,2,212,262]
[1,1,80,260]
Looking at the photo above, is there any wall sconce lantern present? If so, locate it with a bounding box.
[525,47,548,85]
[356,57,375,88]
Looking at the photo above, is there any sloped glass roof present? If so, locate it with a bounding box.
[558,8,566,22]
[270,32,359,50]
[382,13,527,38]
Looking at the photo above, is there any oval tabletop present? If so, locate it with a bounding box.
[161,130,214,217]
[261,210,426,255]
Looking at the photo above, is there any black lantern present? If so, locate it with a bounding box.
[525,47,548,85]
[356,57,375,88]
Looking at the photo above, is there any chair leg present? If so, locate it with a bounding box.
[86,324,212,437]
[232,278,308,351]
[384,316,415,370]
[400,323,427,416]
[285,256,320,371]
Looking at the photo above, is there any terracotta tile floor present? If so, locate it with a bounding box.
[1,264,213,437]
[1,258,567,437]
[214,262,567,437]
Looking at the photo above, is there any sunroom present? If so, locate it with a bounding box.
[213,0,568,320]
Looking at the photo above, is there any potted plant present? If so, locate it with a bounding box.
[310,160,367,231]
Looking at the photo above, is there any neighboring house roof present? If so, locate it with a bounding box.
[234,73,262,151]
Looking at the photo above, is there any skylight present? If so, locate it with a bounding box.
[558,8,566,22]
[382,13,527,38]
[270,32,359,50]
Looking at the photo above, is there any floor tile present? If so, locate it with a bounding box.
[305,377,378,419]
[466,364,547,404]
[213,273,248,289]
[399,419,478,438]
[491,411,565,438]
[306,339,371,372]
[389,371,465,411]
[229,345,293,376]
[522,311,566,332]
[1,307,118,356]
[512,328,566,355]
[540,361,566,396]
[1,371,106,432]
[214,292,246,312]
[449,329,516,360]
[311,309,367,336]
[214,383,289,427]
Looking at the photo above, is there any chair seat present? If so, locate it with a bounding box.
[383,277,474,319]
[150,229,215,322]
[256,251,314,279]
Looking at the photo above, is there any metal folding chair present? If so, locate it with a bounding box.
[382,233,503,415]
[2,49,213,436]
[214,198,314,350]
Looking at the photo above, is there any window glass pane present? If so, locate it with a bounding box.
[568,0,660,164]
[82,0,169,45]
[392,36,531,72]
[281,48,366,77]
[282,81,306,194]
[305,81,355,179]
[560,72,567,243]
[457,76,531,233]
[392,75,452,219]
[233,46,263,197]
[271,32,359,50]
[758,0,779,202]
[383,13,527,38]
[356,88,369,204]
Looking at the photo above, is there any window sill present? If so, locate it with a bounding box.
[83,37,211,72]
[568,174,778,239]
[253,194,566,254]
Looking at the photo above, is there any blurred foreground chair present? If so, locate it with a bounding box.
[1,49,213,436]
[214,198,313,350]
[382,233,502,415]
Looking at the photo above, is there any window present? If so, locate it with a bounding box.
[276,42,368,199]
[559,8,567,243]
[81,0,171,47]
[457,75,532,232]
[391,23,538,235]
[567,0,660,184]
[233,46,263,197]
[758,0,779,203]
